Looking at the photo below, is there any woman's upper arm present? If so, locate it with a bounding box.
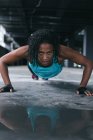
[0,45,29,64]
[59,45,91,65]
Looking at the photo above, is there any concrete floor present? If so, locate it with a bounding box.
[0,66,93,140]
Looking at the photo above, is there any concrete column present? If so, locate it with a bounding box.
[83,26,93,60]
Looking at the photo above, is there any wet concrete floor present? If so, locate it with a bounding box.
[0,66,93,140]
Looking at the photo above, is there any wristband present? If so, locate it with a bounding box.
[77,87,87,95]
[0,84,14,92]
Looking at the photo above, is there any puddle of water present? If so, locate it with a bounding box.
[0,105,93,140]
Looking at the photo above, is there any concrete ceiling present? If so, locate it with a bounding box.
[0,0,93,45]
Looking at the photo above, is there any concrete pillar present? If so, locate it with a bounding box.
[83,26,93,60]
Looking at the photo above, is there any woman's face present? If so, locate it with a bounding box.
[38,43,54,66]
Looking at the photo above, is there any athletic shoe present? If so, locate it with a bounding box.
[32,74,39,80]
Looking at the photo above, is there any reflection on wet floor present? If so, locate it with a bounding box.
[27,106,60,133]
[0,104,93,140]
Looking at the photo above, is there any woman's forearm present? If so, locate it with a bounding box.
[80,61,93,87]
[0,61,11,85]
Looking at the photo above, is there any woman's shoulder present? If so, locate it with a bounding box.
[58,44,68,58]
[14,45,29,59]
[22,45,29,58]
[21,45,29,50]
[59,44,74,58]
[59,44,68,50]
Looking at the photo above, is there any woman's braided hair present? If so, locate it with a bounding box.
[28,29,60,64]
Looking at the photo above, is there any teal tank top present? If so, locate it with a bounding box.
[28,61,63,79]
